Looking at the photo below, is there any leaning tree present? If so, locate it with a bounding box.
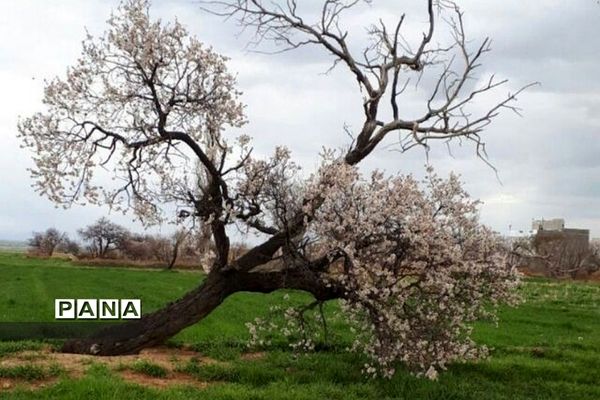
[19,0,528,377]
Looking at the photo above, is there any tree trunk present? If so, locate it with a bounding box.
[61,271,233,355]
[167,242,179,270]
[60,266,341,356]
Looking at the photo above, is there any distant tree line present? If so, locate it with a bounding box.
[27,217,215,270]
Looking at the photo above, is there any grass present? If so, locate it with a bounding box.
[129,360,168,378]
[0,251,599,399]
[0,364,62,381]
[0,341,46,357]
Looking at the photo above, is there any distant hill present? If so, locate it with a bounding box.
[0,240,28,252]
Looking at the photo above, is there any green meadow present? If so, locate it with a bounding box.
[0,251,599,399]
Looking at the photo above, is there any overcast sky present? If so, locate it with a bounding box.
[0,0,599,241]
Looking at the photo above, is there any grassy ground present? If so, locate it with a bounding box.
[0,252,599,399]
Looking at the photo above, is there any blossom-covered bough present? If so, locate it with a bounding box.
[19,0,525,378]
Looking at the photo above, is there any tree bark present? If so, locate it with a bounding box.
[61,265,341,356]
[61,271,233,355]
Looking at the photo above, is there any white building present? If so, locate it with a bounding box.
[532,218,565,232]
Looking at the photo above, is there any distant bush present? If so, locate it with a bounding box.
[121,235,154,261]
[56,238,80,256]
[27,228,67,257]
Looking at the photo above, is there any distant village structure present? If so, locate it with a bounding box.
[531,218,565,232]
[516,218,594,277]
[531,218,590,250]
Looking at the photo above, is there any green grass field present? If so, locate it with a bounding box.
[1,252,599,399]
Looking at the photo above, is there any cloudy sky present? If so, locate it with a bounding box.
[0,0,599,241]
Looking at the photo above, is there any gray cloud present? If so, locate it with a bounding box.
[0,0,598,240]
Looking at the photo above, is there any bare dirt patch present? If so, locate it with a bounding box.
[240,351,266,361]
[120,370,211,390]
[0,377,59,391]
[0,346,220,392]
